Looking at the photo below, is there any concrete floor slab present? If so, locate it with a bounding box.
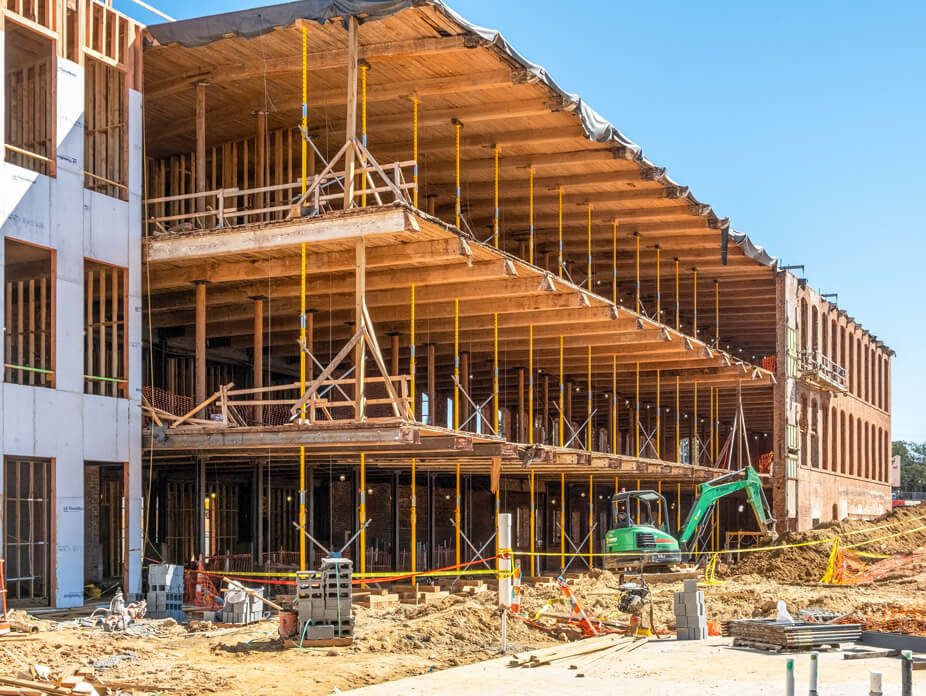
[345,637,914,696]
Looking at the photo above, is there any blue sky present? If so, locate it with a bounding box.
[125,0,926,441]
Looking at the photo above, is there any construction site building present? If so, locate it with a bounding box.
[2,0,894,606]
[1,0,145,606]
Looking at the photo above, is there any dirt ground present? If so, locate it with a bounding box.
[3,503,924,695]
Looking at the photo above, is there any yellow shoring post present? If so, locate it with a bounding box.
[692,267,698,337]
[586,204,592,288]
[301,27,308,196]
[693,382,699,466]
[529,167,535,264]
[709,386,714,463]
[676,482,681,531]
[559,472,565,569]
[493,312,499,436]
[586,344,592,451]
[411,457,417,581]
[635,362,640,456]
[588,474,594,569]
[611,354,617,455]
[715,279,720,345]
[657,480,662,526]
[558,336,564,447]
[495,481,500,571]
[454,120,462,229]
[612,221,617,304]
[656,245,661,322]
[360,452,366,578]
[409,284,415,419]
[636,478,640,524]
[674,257,680,332]
[455,460,461,570]
[412,98,419,208]
[675,375,680,463]
[634,233,641,314]
[360,63,368,207]
[656,369,661,459]
[299,241,307,570]
[454,298,460,430]
[529,469,536,577]
[528,324,534,444]
[558,188,564,278]
[493,146,500,248]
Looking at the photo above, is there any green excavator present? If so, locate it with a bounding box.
[603,466,776,569]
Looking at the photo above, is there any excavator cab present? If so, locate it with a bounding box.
[604,490,682,568]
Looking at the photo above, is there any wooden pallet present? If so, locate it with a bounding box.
[354,593,399,608]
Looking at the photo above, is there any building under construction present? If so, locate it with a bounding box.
[0,0,893,606]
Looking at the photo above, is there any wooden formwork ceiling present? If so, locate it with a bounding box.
[142,2,779,362]
[145,206,775,433]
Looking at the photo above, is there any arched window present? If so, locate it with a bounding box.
[800,298,809,352]
[812,305,819,353]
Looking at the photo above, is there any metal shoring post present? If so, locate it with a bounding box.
[560,472,565,570]
[586,345,592,451]
[634,232,641,314]
[656,245,661,321]
[299,239,307,571]
[694,382,699,466]
[410,284,415,419]
[692,267,698,337]
[612,221,617,304]
[529,167,535,264]
[493,145,500,248]
[586,204,592,288]
[656,370,661,459]
[454,298,460,430]
[529,324,534,445]
[493,312,499,436]
[529,469,536,577]
[411,457,417,585]
[559,336,564,447]
[558,188,564,278]
[710,386,714,463]
[587,474,594,570]
[412,98,419,208]
[301,26,308,196]
[455,460,461,571]
[635,362,640,457]
[453,119,462,229]
[675,375,680,463]
[359,452,366,579]
[360,63,368,207]
[611,355,617,454]
[677,482,681,531]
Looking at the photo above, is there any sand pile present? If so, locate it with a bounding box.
[727,503,926,584]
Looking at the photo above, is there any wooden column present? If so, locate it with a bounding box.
[343,16,360,208]
[194,281,207,415]
[390,333,400,377]
[252,298,264,424]
[354,239,366,420]
[195,83,207,212]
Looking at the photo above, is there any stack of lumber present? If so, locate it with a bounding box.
[455,580,487,596]
[508,634,648,670]
[0,669,162,695]
[727,618,861,650]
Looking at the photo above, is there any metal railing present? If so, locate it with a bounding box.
[798,350,847,391]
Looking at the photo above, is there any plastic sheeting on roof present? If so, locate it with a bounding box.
[145,0,777,269]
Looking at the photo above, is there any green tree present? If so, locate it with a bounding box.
[893,441,926,491]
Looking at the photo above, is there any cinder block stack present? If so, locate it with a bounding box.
[295,557,353,641]
[223,586,265,625]
[147,563,185,621]
[674,578,707,640]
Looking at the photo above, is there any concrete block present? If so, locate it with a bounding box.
[676,627,689,641]
[683,579,698,594]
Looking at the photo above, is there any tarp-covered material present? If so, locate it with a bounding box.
[145,0,778,269]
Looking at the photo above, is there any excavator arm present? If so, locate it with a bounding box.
[676,466,775,552]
